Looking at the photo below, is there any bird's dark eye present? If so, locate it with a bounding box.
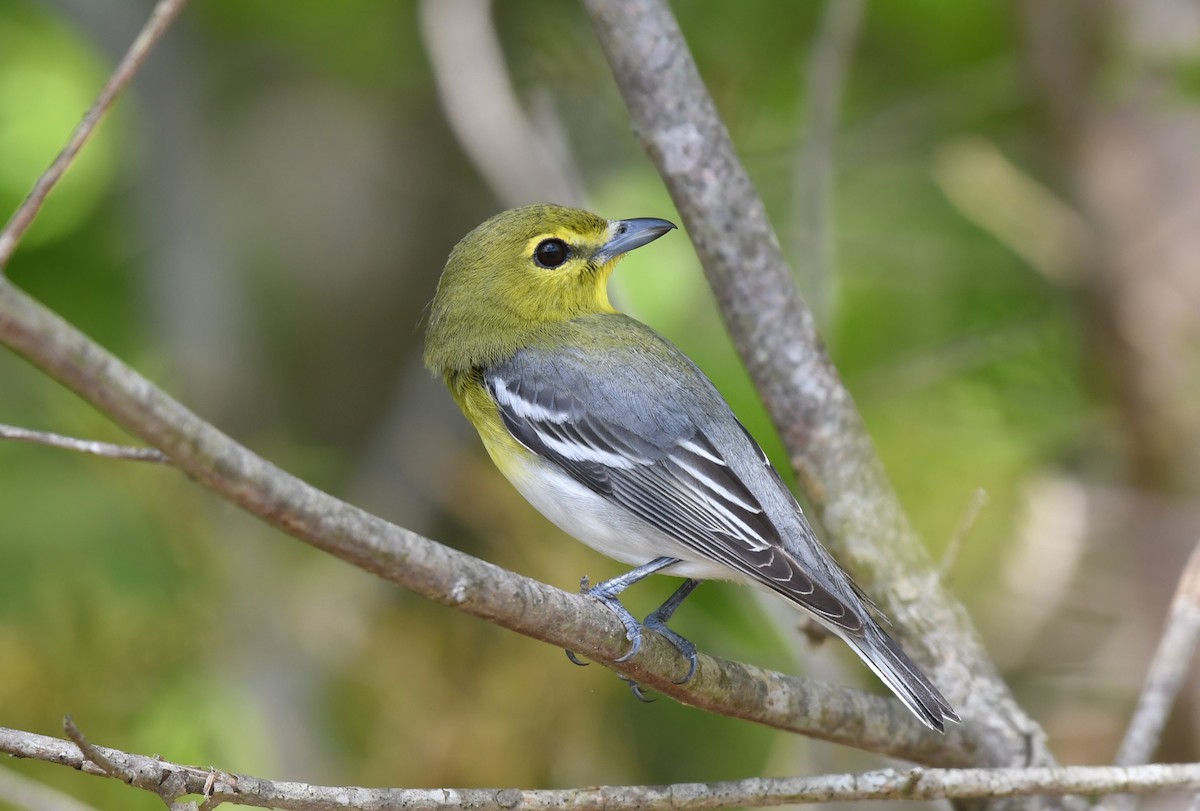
[533,238,570,269]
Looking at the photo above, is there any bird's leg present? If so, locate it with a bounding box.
[567,558,703,699]
[584,556,680,661]
[565,556,680,668]
[643,578,701,683]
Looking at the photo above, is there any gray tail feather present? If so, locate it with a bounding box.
[845,625,960,732]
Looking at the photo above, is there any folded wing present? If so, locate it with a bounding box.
[486,370,863,634]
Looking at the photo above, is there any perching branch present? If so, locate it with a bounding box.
[0,276,962,765]
[0,424,169,463]
[3,725,1199,810]
[0,0,189,270]
[580,0,1051,773]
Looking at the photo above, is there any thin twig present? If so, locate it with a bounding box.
[3,725,1199,810]
[63,717,135,785]
[1098,541,1200,811]
[1120,537,1200,740]
[0,424,169,463]
[940,488,989,580]
[0,0,190,269]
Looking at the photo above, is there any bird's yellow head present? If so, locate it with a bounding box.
[424,204,675,374]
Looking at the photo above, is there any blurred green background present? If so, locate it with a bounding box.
[2,1,1199,808]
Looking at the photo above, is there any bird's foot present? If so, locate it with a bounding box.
[643,609,698,684]
[564,570,647,666]
[643,578,701,683]
[584,579,647,662]
[564,559,694,696]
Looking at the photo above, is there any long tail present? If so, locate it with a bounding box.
[842,623,960,732]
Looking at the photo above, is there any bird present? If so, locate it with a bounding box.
[423,203,959,732]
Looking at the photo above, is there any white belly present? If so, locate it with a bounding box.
[501,452,748,584]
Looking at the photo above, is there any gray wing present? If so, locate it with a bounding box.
[485,362,864,634]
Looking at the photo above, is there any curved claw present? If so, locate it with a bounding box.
[584,583,645,663]
[612,624,643,663]
[643,611,698,684]
[621,677,655,703]
[568,559,692,697]
[643,578,701,684]
[672,646,698,685]
[564,649,590,667]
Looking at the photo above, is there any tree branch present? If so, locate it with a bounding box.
[0,424,169,463]
[580,0,1050,772]
[0,277,964,765]
[1101,540,1200,811]
[0,0,189,269]
[4,725,1198,810]
[1116,539,1200,767]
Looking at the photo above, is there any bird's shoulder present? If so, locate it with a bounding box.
[493,313,727,440]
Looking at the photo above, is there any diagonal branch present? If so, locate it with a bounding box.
[1101,539,1200,811]
[580,0,1053,774]
[3,725,1199,810]
[0,276,962,764]
[0,0,189,269]
[1116,539,1200,767]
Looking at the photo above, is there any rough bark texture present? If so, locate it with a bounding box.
[0,277,965,764]
[3,726,1198,810]
[581,0,1056,777]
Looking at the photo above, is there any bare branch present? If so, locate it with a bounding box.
[0,0,189,269]
[580,0,1052,773]
[1100,540,1200,811]
[4,725,1199,810]
[0,424,169,463]
[0,277,963,764]
[1116,539,1200,766]
[63,717,136,786]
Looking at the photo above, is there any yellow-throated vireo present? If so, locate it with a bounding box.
[424,204,959,732]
